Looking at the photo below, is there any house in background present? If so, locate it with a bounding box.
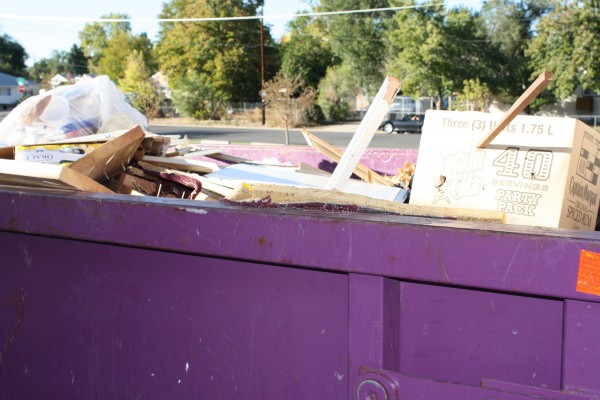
[0,71,42,108]
[0,72,22,108]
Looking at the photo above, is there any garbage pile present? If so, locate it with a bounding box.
[0,75,505,224]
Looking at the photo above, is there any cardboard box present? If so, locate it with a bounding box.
[15,143,102,165]
[410,110,600,230]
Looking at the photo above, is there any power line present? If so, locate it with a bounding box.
[0,2,480,24]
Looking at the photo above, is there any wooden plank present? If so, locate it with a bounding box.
[181,148,227,159]
[226,182,504,224]
[298,162,331,176]
[0,146,14,160]
[301,129,390,185]
[0,159,113,193]
[205,163,403,201]
[202,151,252,164]
[109,172,159,195]
[142,155,219,173]
[478,71,552,148]
[325,75,401,190]
[141,135,171,157]
[70,125,145,182]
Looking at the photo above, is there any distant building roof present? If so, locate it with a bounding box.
[0,72,18,86]
[50,74,69,87]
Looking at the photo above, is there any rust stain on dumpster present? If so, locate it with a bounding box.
[0,287,26,372]
[257,236,272,248]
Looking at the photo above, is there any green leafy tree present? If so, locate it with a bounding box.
[95,30,154,80]
[527,1,600,106]
[156,0,280,107]
[28,50,71,89]
[171,72,226,119]
[118,50,162,118]
[317,64,357,120]
[79,14,132,69]
[387,0,499,109]
[66,44,89,76]
[0,33,27,77]
[457,78,490,110]
[480,0,550,102]
[316,0,391,93]
[28,45,88,88]
[280,15,338,90]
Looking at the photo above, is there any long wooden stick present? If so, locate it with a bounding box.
[477,71,552,148]
[301,129,391,186]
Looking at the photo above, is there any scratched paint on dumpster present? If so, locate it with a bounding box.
[576,250,600,296]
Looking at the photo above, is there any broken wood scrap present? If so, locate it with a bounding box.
[141,155,219,174]
[478,71,552,148]
[224,182,505,224]
[384,161,416,190]
[298,162,331,176]
[200,151,252,164]
[301,129,390,186]
[0,146,14,160]
[0,159,113,193]
[69,125,145,182]
[136,161,202,199]
[109,171,160,196]
[140,135,171,157]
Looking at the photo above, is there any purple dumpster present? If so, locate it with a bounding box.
[1,182,600,399]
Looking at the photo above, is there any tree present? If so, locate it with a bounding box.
[0,33,27,77]
[28,50,71,89]
[280,15,338,90]
[317,64,357,120]
[386,0,499,109]
[458,78,490,111]
[171,72,227,119]
[316,0,391,93]
[66,44,89,76]
[263,72,315,145]
[480,0,550,102]
[118,50,162,118]
[95,30,154,81]
[79,14,132,69]
[156,0,280,108]
[527,1,600,105]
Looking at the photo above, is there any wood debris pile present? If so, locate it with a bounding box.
[0,123,504,223]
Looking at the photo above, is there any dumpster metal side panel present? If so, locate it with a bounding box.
[2,187,599,302]
[0,232,349,400]
[3,188,600,399]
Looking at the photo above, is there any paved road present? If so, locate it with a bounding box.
[0,110,421,149]
[148,124,422,149]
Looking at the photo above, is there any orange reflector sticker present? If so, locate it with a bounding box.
[577,250,600,296]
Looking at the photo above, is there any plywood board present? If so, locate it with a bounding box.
[226,182,504,223]
[0,159,113,193]
[142,155,219,173]
[205,163,403,202]
[70,125,145,182]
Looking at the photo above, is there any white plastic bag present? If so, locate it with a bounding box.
[0,75,148,145]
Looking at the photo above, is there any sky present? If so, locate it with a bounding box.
[0,0,311,66]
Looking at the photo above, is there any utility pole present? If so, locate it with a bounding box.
[260,7,266,125]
